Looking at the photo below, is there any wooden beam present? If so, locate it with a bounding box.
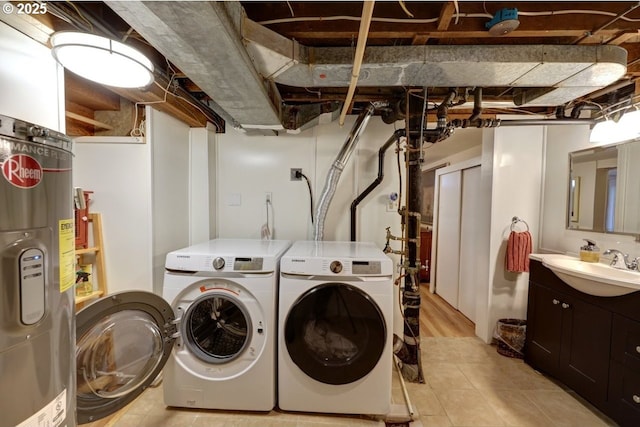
[65,120,94,137]
[437,2,457,31]
[412,34,430,45]
[66,102,95,120]
[607,32,640,45]
[65,72,121,112]
[65,112,114,130]
[107,75,220,128]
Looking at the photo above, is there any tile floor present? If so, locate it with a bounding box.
[101,337,618,427]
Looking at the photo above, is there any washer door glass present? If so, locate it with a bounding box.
[76,291,175,424]
[285,283,386,385]
[184,293,252,363]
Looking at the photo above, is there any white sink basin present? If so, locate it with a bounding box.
[540,254,640,297]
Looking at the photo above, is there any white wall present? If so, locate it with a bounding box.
[149,108,191,292]
[480,125,545,342]
[0,22,64,130]
[190,126,215,244]
[73,139,154,294]
[216,116,405,248]
[216,126,315,240]
[74,109,213,295]
[541,125,640,257]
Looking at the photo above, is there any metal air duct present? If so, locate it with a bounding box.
[314,104,375,241]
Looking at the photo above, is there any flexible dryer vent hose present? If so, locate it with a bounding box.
[313,104,375,241]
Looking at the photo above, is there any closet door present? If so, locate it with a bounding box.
[458,166,481,322]
[435,170,462,309]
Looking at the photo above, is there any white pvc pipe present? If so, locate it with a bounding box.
[339,1,375,126]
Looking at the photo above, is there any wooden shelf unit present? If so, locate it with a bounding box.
[75,213,107,310]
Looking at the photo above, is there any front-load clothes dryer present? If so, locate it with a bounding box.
[162,238,290,411]
[278,241,394,416]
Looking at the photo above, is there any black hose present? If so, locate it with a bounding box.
[350,129,405,241]
[299,172,314,224]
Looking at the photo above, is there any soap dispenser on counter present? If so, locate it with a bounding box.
[579,239,600,263]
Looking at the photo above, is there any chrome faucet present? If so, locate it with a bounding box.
[602,249,637,270]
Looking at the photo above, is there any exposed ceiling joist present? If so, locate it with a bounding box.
[14,1,640,134]
[437,2,457,31]
[107,73,222,129]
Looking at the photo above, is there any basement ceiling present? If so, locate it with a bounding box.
[9,1,640,135]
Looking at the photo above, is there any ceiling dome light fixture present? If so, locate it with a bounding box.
[50,32,154,88]
[617,108,640,139]
[589,119,618,144]
[590,109,640,144]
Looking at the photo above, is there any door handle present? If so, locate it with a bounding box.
[552,299,560,305]
[561,303,570,309]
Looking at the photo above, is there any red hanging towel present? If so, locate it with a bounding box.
[506,230,532,273]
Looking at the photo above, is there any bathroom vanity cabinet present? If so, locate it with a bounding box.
[526,260,640,427]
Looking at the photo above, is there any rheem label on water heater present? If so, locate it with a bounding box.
[1,153,43,188]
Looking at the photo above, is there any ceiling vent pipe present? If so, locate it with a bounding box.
[468,87,483,122]
[314,104,375,241]
[350,129,405,241]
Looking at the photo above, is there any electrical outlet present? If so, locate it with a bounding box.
[290,168,302,181]
[265,192,272,203]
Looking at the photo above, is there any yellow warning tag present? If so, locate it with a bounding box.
[59,219,75,292]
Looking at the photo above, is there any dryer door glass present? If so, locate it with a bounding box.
[285,283,386,385]
[184,293,252,363]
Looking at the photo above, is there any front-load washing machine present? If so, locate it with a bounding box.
[162,238,290,411]
[278,241,393,415]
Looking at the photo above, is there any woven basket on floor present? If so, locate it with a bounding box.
[495,318,526,359]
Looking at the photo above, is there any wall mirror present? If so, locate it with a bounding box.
[568,139,640,235]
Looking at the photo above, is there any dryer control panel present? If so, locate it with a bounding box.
[352,260,382,275]
[281,257,390,276]
[233,257,263,271]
